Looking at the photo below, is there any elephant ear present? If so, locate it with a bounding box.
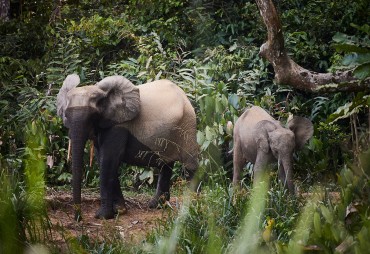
[254,120,278,153]
[96,75,140,128]
[287,116,314,150]
[56,74,81,127]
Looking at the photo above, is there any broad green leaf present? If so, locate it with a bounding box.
[218,124,224,135]
[197,131,205,145]
[320,205,333,224]
[354,63,370,80]
[342,53,358,66]
[201,140,211,150]
[228,94,239,110]
[342,53,370,66]
[334,44,370,54]
[332,32,350,43]
[205,126,214,140]
[313,212,322,237]
[350,23,370,35]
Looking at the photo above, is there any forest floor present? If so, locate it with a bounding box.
[46,188,178,250]
[45,185,341,251]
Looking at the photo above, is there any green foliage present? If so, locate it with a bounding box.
[46,25,83,85]
[332,24,370,80]
[295,122,349,183]
[306,150,370,253]
[0,121,50,253]
[25,121,47,213]
[0,20,49,60]
[0,0,370,252]
[126,0,187,45]
[0,170,22,253]
[68,14,137,48]
[285,31,329,70]
[230,175,270,253]
[280,0,369,71]
[327,92,370,123]
[265,178,302,242]
[135,153,370,253]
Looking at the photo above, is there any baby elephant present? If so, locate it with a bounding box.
[232,106,313,193]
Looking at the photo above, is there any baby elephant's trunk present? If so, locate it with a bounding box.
[280,158,295,194]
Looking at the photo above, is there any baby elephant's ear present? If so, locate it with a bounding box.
[96,76,140,128]
[287,116,314,150]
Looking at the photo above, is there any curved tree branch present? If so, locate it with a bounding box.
[255,0,370,93]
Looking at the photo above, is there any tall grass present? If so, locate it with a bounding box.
[2,120,370,254]
[0,171,20,253]
[0,120,50,253]
[229,174,269,254]
[138,158,370,254]
[141,172,276,254]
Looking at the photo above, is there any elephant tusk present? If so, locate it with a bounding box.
[89,140,94,167]
[67,139,71,162]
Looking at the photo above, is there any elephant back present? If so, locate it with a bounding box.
[236,106,276,131]
[124,79,197,163]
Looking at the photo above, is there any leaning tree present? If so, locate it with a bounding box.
[255,0,370,93]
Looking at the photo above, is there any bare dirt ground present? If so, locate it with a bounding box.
[46,188,178,250]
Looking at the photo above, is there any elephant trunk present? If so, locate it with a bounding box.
[280,157,295,194]
[68,111,91,221]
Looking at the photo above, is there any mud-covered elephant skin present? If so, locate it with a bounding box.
[232,106,313,193]
[57,74,199,220]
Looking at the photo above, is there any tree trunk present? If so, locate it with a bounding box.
[0,0,10,21]
[255,0,370,93]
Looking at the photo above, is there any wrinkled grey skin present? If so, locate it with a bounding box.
[232,106,313,193]
[57,74,199,220]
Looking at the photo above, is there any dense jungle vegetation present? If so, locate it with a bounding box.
[0,0,370,253]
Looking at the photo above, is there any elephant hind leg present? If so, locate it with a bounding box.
[182,153,200,192]
[148,163,173,208]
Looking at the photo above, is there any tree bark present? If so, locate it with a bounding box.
[0,0,10,21]
[255,0,370,93]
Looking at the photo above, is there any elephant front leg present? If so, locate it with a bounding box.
[95,165,116,219]
[148,164,173,208]
[253,152,270,187]
[113,176,127,215]
[96,158,127,219]
[92,149,114,219]
[95,129,128,219]
[95,169,126,219]
[232,141,245,186]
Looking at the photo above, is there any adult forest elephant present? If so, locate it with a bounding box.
[57,74,199,220]
[233,106,313,193]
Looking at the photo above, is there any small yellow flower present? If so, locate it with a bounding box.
[262,218,275,242]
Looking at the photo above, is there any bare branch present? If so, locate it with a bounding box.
[255,0,370,93]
